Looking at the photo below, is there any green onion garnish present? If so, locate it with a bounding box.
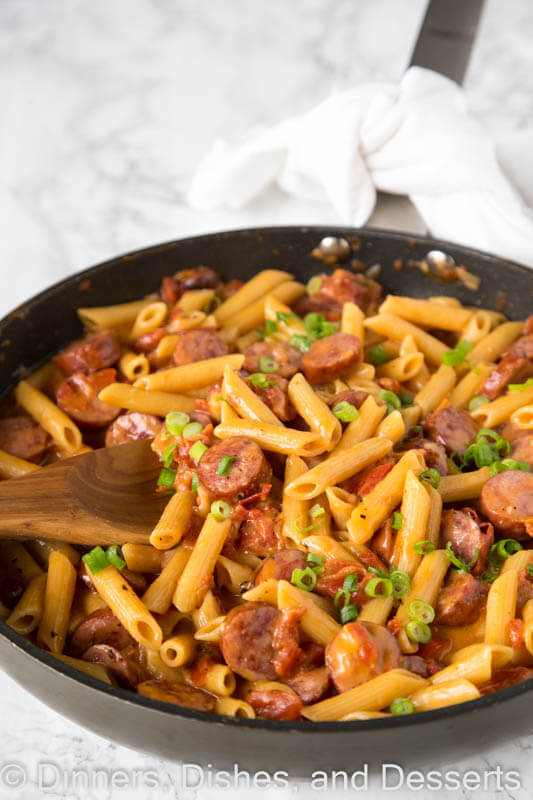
[413,540,435,555]
[442,340,473,367]
[392,512,403,530]
[157,467,177,488]
[368,345,390,366]
[304,312,338,339]
[489,458,531,476]
[106,545,126,571]
[468,395,489,411]
[334,588,350,609]
[398,393,414,407]
[390,697,415,715]
[490,539,522,564]
[276,311,296,323]
[309,504,325,519]
[306,552,325,572]
[408,599,435,624]
[265,320,278,336]
[182,421,204,439]
[380,390,401,415]
[191,472,199,492]
[165,411,190,436]
[343,573,359,593]
[291,566,318,592]
[249,373,272,388]
[162,443,176,468]
[528,564,533,577]
[340,604,359,624]
[82,546,109,575]
[365,576,393,598]
[210,500,232,521]
[406,619,432,644]
[480,570,499,584]
[419,468,441,488]
[332,401,359,423]
[189,441,208,462]
[306,276,322,295]
[290,334,313,352]
[445,541,479,572]
[389,569,410,599]
[508,378,533,392]
[216,455,234,477]
[259,356,279,373]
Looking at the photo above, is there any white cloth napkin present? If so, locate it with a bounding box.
[188,67,533,268]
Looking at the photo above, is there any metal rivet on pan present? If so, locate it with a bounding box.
[316,236,352,262]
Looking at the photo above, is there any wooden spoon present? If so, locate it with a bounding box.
[0,441,168,546]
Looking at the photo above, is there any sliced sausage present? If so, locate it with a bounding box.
[328,389,370,411]
[175,266,220,290]
[325,621,402,693]
[371,519,396,566]
[105,412,163,447]
[160,276,183,305]
[435,572,488,626]
[220,602,280,680]
[247,689,302,721]
[219,279,244,300]
[70,608,134,656]
[516,567,533,614]
[401,438,448,476]
[294,270,382,320]
[480,666,533,695]
[377,377,402,394]
[424,406,478,455]
[505,333,533,361]
[172,328,228,367]
[315,560,368,608]
[54,331,120,376]
[82,644,142,687]
[243,340,302,379]
[523,315,533,336]
[302,332,361,384]
[133,328,166,353]
[272,607,303,678]
[439,508,493,576]
[56,368,120,427]
[197,436,272,501]
[0,416,50,461]
[238,506,282,557]
[481,355,533,399]
[246,375,296,422]
[403,655,441,678]
[287,666,329,704]
[137,678,216,711]
[0,573,26,609]
[479,471,533,538]
[510,434,533,469]
[252,548,306,585]
[347,459,395,497]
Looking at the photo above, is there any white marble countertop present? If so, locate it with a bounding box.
[1,1,532,797]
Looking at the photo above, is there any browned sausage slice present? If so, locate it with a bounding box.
[54,331,120,376]
[252,548,306,585]
[510,434,533,469]
[302,332,361,384]
[287,666,329,704]
[247,689,302,721]
[435,572,488,626]
[172,328,228,366]
[70,608,134,656]
[516,566,533,613]
[82,644,142,687]
[197,436,272,500]
[505,334,533,361]
[105,412,163,447]
[56,368,120,427]
[480,666,533,695]
[294,270,382,320]
[424,406,478,455]
[220,602,280,680]
[0,416,50,461]
[325,621,402,693]
[133,328,166,353]
[238,506,282,557]
[439,508,493,576]
[243,340,302,379]
[328,389,370,410]
[481,355,533,399]
[137,679,216,711]
[401,438,448,476]
[246,374,295,421]
[175,266,220,290]
[523,315,533,336]
[479,471,533,538]
[371,518,396,566]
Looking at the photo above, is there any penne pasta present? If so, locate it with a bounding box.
[98,382,196,416]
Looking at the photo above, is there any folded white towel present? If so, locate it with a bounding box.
[188,67,533,267]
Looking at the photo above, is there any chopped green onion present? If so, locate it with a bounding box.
[490,539,523,564]
[343,573,359,593]
[291,566,318,592]
[292,515,321,534]
[391,512,403,530]
[189,441,208,462]
[477,428,501,442]
[334,588,350,610]
[258,320,278,338]
[191,472,199,492]
[306,276,322,295]
[182,421,204,439]
[304,312,338,339]
[106,545,126,571]
[490,458,531,476]
[528,564,533,578]
[340,604,359,624]
[306,552,325,569]
[157,467,177,488]
[446,541,479,572]
[368,345,390,366]
[390,697,415,715]
[259,356,279,373]
[419,468,441,488]
[508,378,533,392]
[398,393,414,407]
[276,311,296,323]
[368,565,390,580]
[389,569,410,599]
[442,340,473,367]
[249,373,272,389]
[82,546,110,575]
[365,576,393,598]
[408,599,435,624]
[202,295,222,313]
[290,334,313,352]
[406,619,432,644]
[480,570,499,584]
[210,500,232,521]
[162,443,176,468]
[413,540,435,555]
[380,390,401,415]
[309,504,325,519]
[216,454,234,477]
[468,395,489,411]
[165,411,190,436]
[332,401,359,423]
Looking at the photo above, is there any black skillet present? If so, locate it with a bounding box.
[0,226,531,776]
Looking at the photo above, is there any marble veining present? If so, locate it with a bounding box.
[0,1,532,797]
